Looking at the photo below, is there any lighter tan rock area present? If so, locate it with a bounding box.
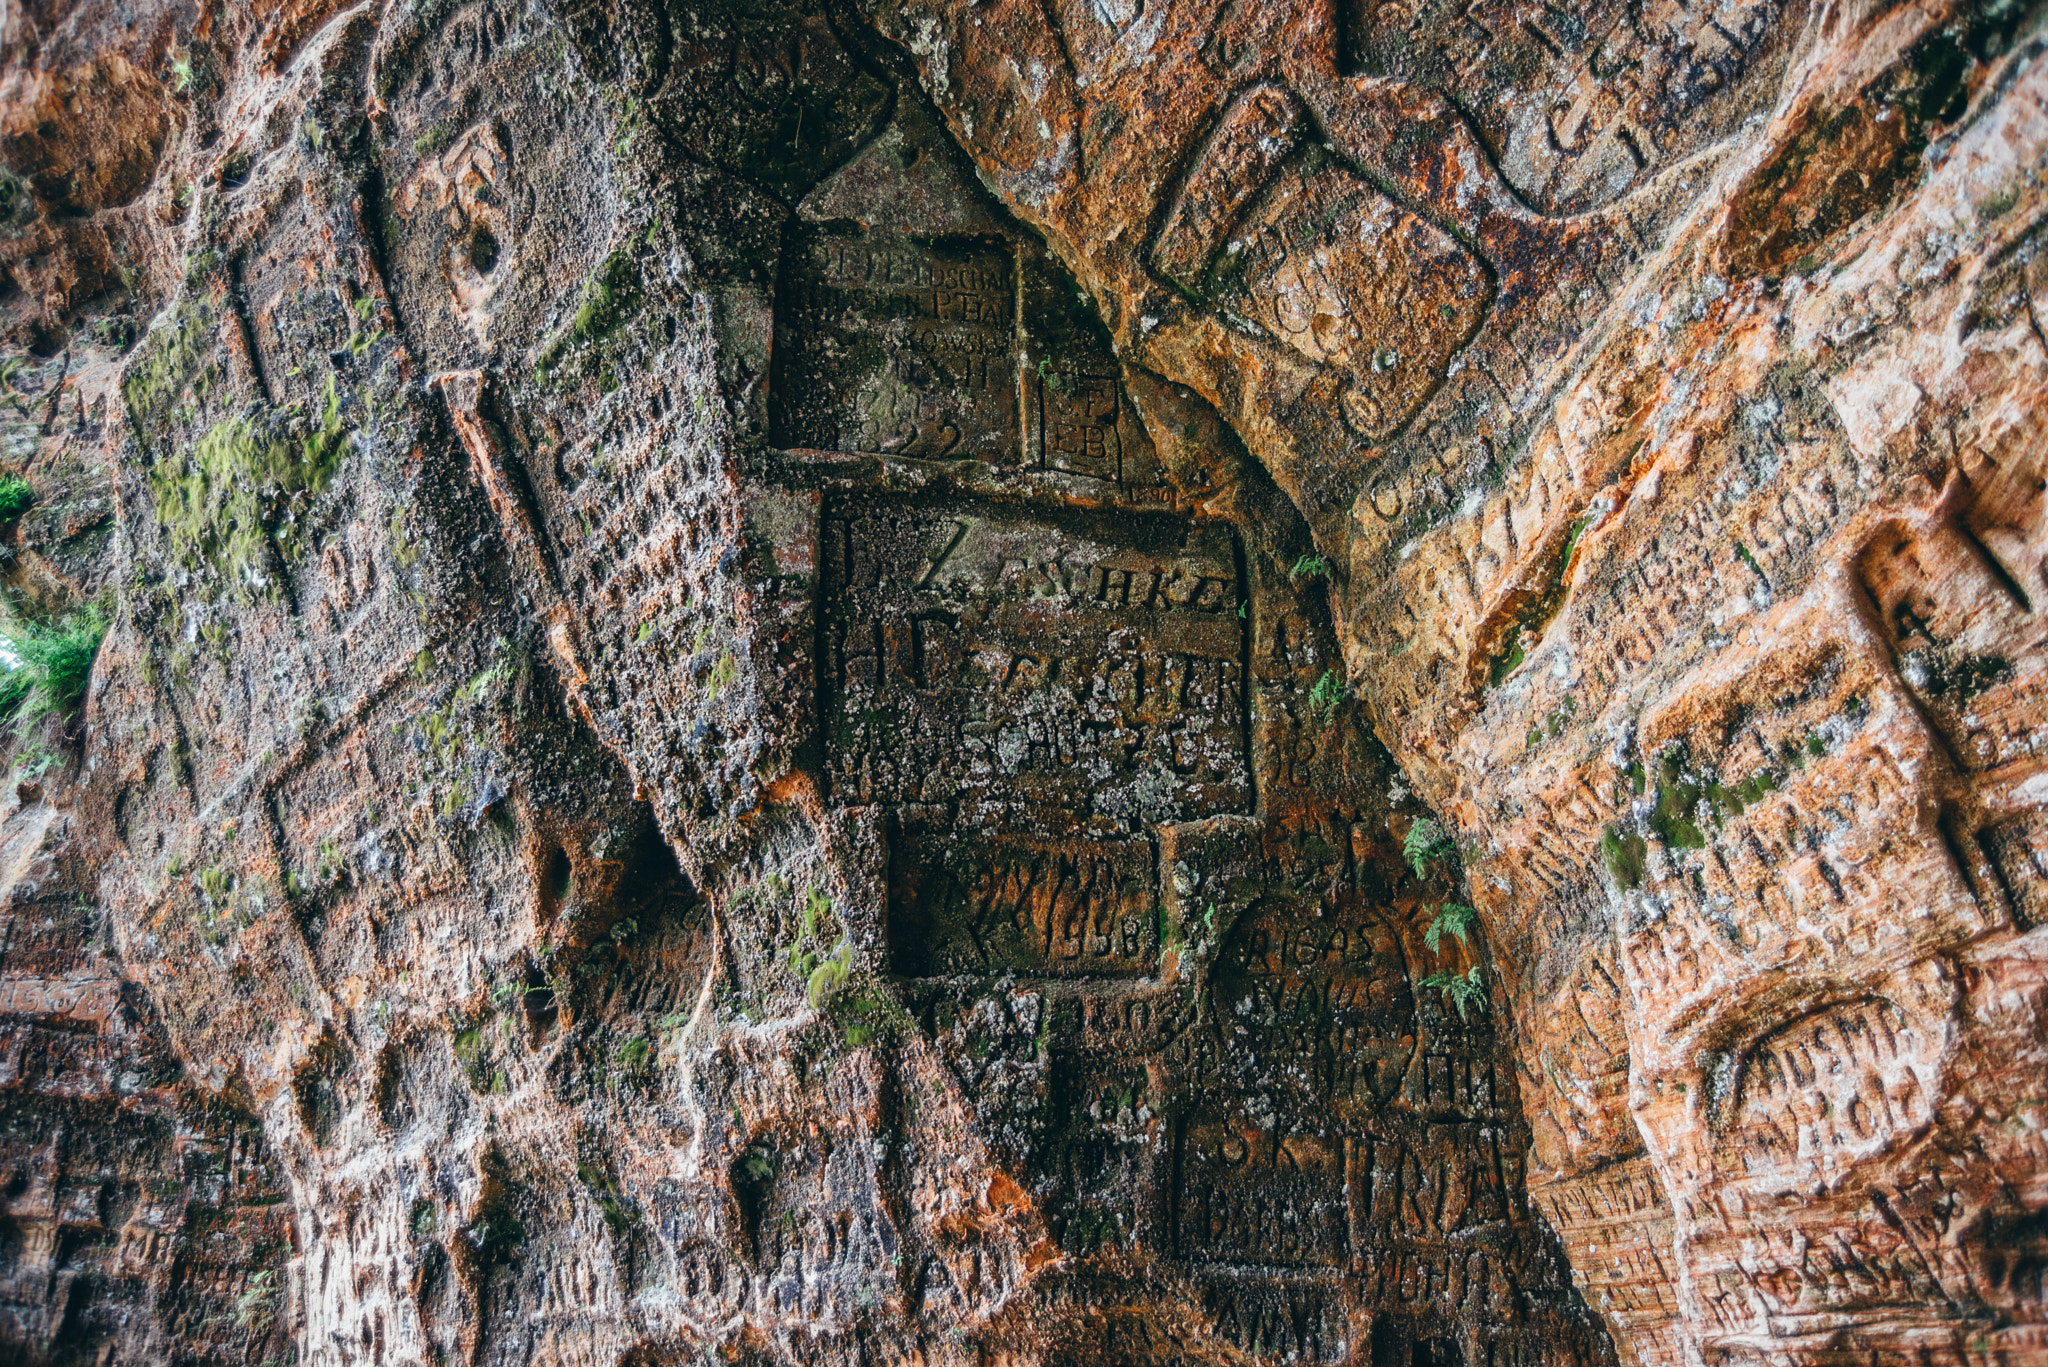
[0,0,2042,1364]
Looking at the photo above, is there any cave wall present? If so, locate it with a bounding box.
[0,0,2042,1364]
[854,1,2048,1360]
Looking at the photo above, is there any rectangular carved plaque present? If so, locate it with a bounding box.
[773,232,1019,462]
[1177,1109,1349,1267]
[1037,369,1123,479]
[821,497,1250,832]
[889,829,1158,978]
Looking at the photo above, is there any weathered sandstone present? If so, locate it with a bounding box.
[0,1,2042,1364]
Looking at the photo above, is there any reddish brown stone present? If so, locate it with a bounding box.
[0,1,2042,1364]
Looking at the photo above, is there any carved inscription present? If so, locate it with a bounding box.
[1038,370,1123,479]
[1178,1110,1350,1267]
[662,6,891,201]
[730,1126,904,1321]
[1049,1064,1169,1256]
[821,498,1249,831]
[1727,996,1941,1187]
[1351,1129,1514,1242]
[1861,513,2048,773]
[1344,0,1807,214]
[1368,383,1866,724]
[774,233,1018,461]
[1172,899,1422,1270]
[1212,903,1419,1116]
[1152,86,1304,292]
[1201,1280,1351,1363]
[891,831,1158,977]
[1217,151,1490,441]
[1980,815,2048,930]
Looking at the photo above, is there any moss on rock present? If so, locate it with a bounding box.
[148,377,349,574]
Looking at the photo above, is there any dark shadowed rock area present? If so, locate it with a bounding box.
[0,1,2044,1364]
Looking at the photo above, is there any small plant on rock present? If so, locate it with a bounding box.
[0,603,108,734]
[1289,553,1329,580]
[1308,669,1347,721]
[1421,966,1486,1021]
[0,476,32,521]
[233,1270,278,1330]
[735,1141,776,1187]
[1402,818,1457,881]
[1424,902,1475,956]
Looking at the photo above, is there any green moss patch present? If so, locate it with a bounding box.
[1604,726,1849,890]
[1648,748,1707,850]
[122,303,215,429]
[535,250,644,384]
[148,378,349,573]
[1599,825,1648,890]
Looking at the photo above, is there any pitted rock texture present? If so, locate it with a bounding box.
[0,1,2042,1365]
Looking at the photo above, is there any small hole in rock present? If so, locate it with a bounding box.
[540,846,572,920]
[26,321,65,357]
[469,226,498,275]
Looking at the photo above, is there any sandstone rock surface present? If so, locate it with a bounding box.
[0,1,2043,1364]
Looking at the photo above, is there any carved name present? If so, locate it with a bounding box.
[891,834,1158,978]
[1152,86,1304,293]
[821,499,1249,832]
[1344,0,1805,214]
[774,234,1019,462]
[1727,996,1941,1188]
[1218,151,1490,442]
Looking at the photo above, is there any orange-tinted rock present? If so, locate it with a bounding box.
[872,0,2048,1361]
[0,1,2042,1364]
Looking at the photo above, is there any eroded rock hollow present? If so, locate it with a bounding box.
[1,0,2044,1363]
